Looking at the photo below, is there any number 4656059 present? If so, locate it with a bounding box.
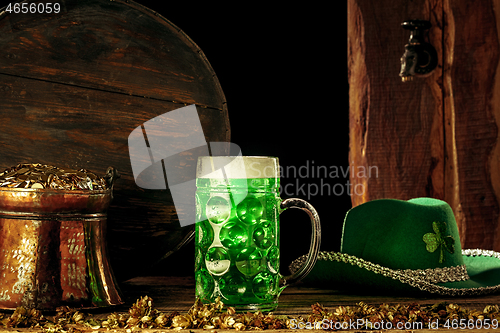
[5,2,61,14]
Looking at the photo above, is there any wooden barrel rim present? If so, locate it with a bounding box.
[0,0,230,280]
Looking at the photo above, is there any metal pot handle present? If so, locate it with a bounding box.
[104,166,120,199]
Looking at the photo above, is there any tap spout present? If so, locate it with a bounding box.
[399,20,438,82]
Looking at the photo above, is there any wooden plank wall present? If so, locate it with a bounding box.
[348,0,500,250]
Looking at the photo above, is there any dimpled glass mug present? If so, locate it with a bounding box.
[194,156,321,312]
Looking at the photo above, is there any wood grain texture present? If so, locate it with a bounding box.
[442,0,465,247]
[0,0,230,281]
[347,0,369,205]
[491,1,500,252]
[0,276,500,331]
[448,1,500,249]
[121,276,500,316]
[348,0,500,250]
[0,0,226,109]
[348,0,443,207]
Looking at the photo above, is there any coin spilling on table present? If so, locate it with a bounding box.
[0,163,109,190]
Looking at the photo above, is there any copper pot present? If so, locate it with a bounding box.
[0,169,123,310]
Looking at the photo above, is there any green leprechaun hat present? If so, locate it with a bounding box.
[289,197,500,296]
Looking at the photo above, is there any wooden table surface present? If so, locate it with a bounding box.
[120,276,500,315]
[1,276,500,332]
[118,276,500,332]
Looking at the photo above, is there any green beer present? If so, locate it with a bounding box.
[195,177,281,310]
[195,157,320,312]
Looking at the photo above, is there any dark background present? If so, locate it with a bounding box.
[131,2,351,276]
[130,3,351,276]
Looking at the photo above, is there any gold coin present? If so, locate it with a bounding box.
[0,164,109,190]
[16,168,30,175]
[4,170,16,178]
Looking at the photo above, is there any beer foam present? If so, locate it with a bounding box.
[197,156,279,179]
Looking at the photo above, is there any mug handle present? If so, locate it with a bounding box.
[279,198,321,286]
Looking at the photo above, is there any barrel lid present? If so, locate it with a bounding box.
[0,0,230,280]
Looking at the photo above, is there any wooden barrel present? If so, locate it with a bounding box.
[0,0,230,281]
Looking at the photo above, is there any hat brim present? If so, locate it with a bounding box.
[291,249,500,297]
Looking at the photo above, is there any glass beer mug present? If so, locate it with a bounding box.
[194,156,321,312]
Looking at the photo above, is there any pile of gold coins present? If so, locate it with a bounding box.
[0,163,109,190]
